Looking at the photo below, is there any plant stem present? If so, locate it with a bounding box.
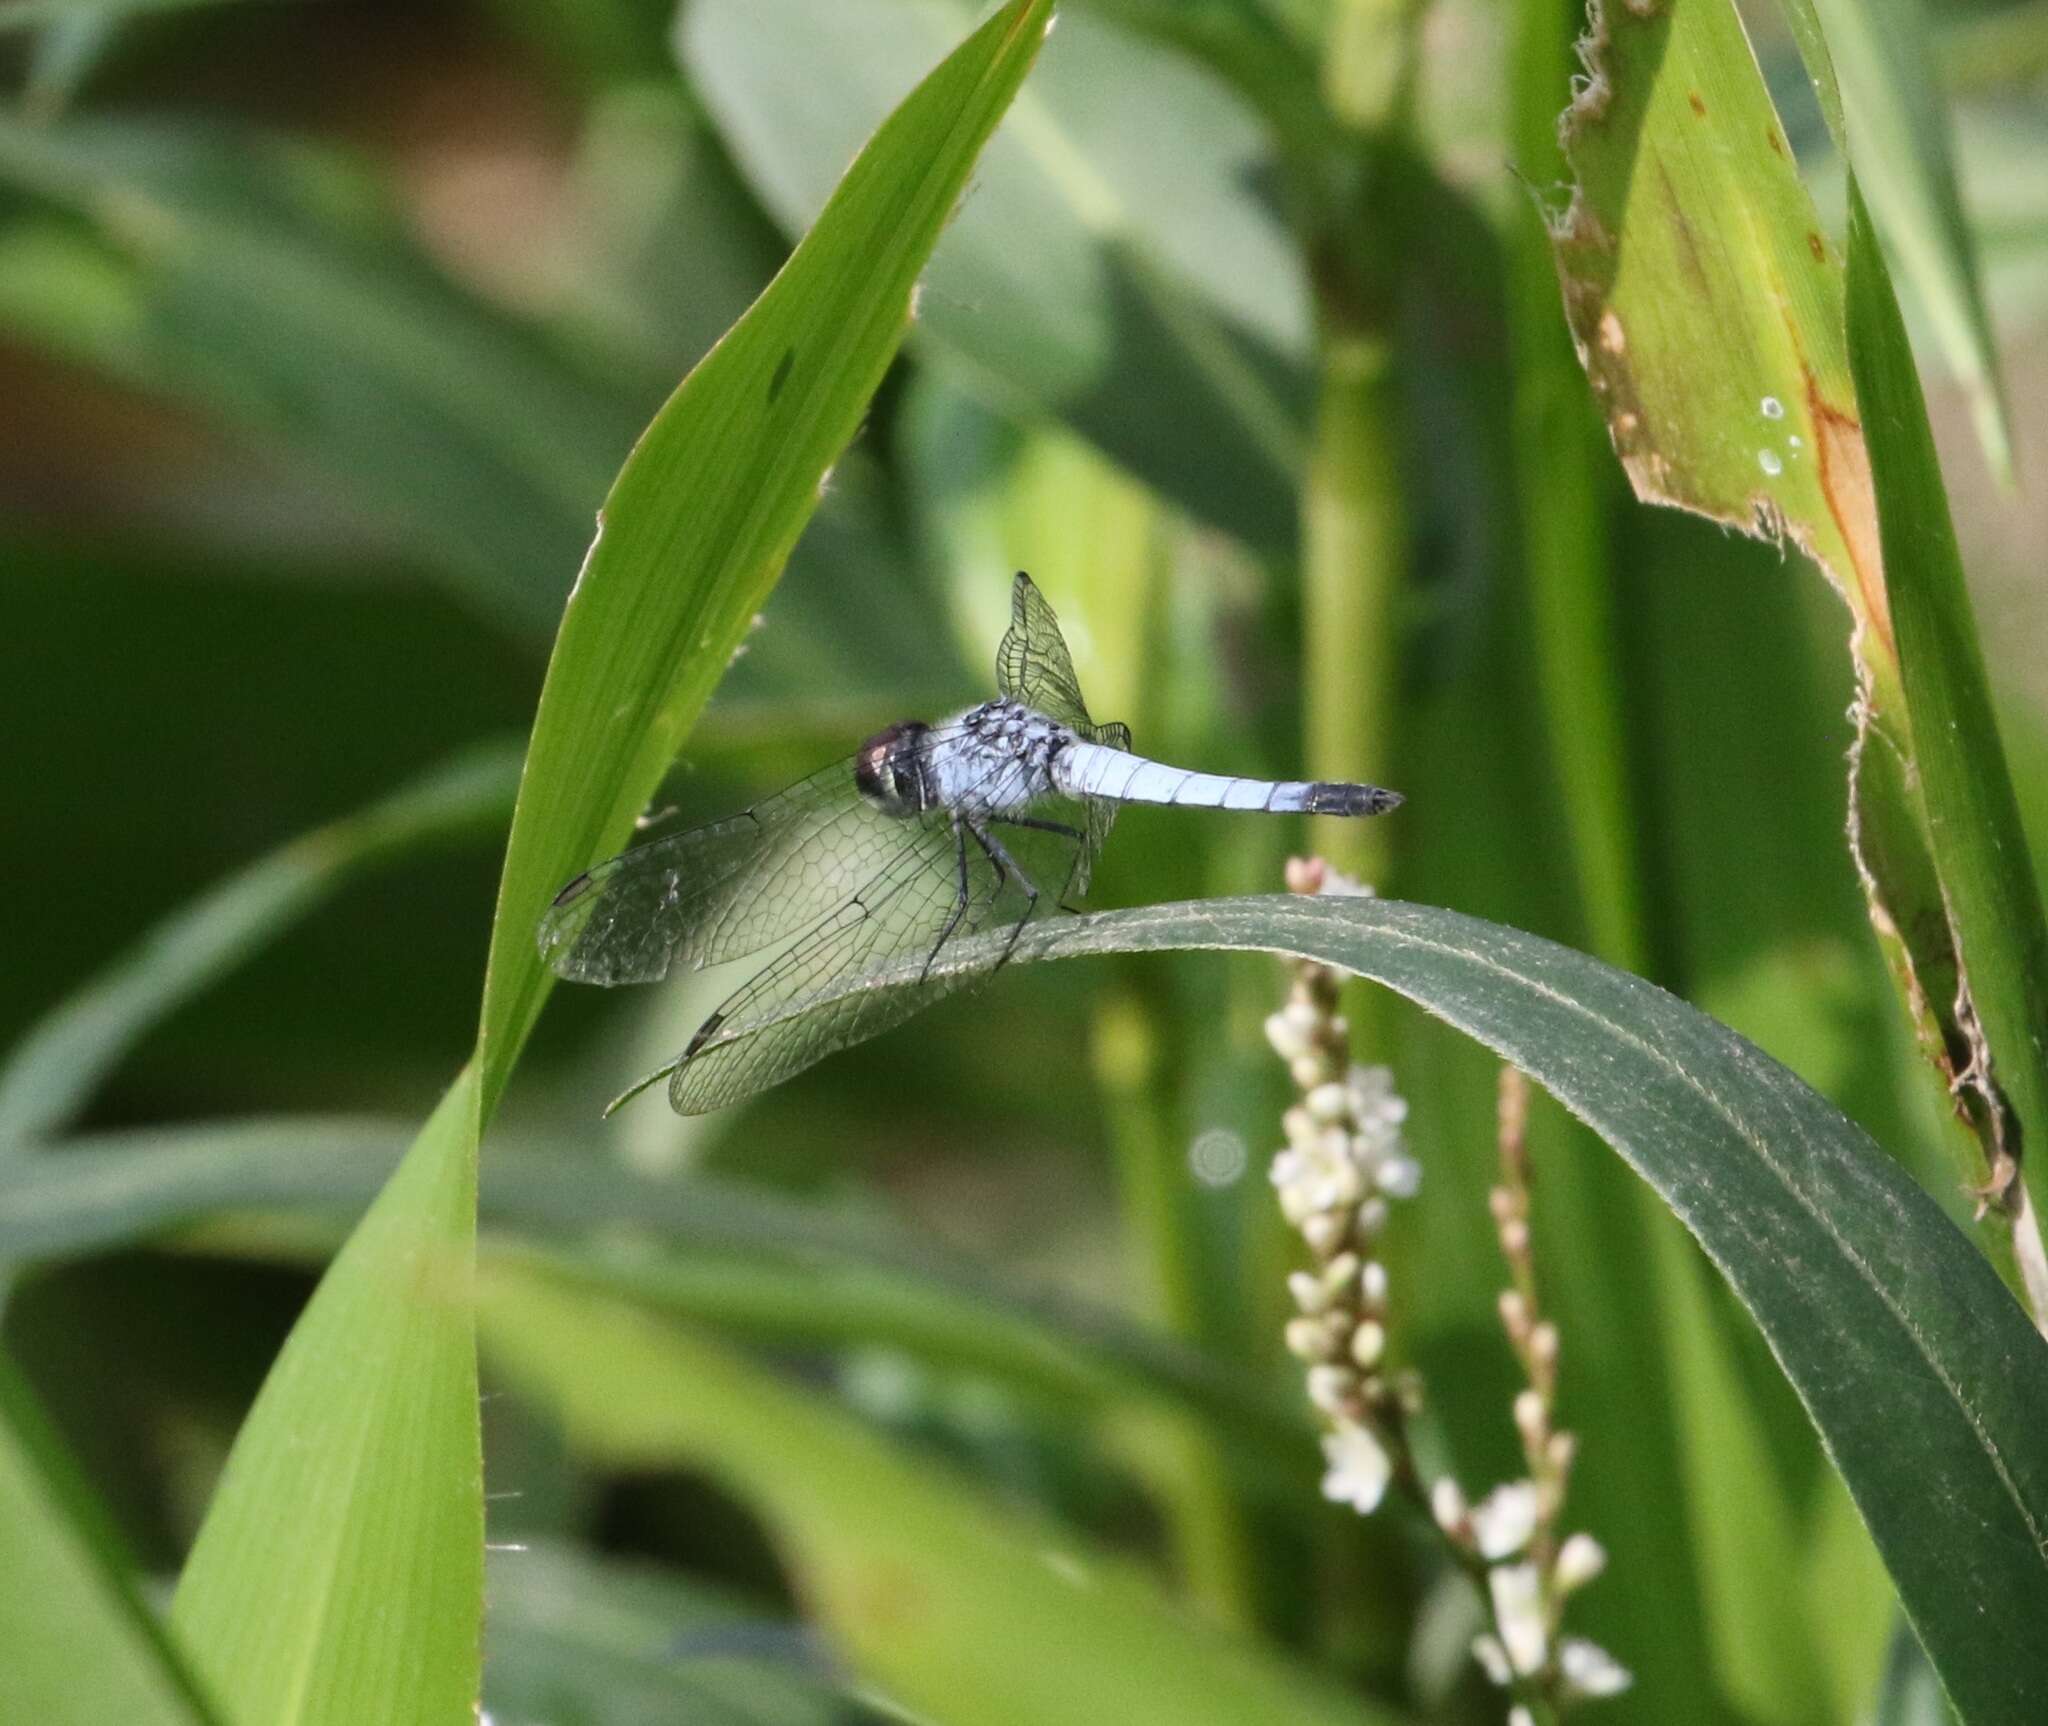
[1302,328,1405,887]
[1093,985,1260,1629]
[1298,0,1422,886]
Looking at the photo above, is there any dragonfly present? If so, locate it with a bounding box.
[539,573,1401,1115]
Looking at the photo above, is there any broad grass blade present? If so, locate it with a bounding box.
[0,1354,220,1726]
[728,893,2048,1725]
[478,1267,1404,1726]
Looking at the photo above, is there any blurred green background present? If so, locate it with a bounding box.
[4,0,2047,1721]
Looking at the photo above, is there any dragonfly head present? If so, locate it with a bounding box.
[854,721,933,817]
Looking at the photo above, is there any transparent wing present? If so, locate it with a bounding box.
[663,751,1086,1115]
[539,748,936,986]
[996,571,1095,732]
[995,573,1131,896]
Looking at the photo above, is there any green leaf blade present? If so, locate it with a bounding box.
[683,0,1309,553]
[1845,179,2048,1305]
[1803,0,2012,475]
[1551,0,2029,1290]
[0,121,628,632]
[0,1121,1309,1477]
[700,893,2048,1724]
[475,0,1058,1115]
[0,745,519,1146]
[0,1354,221,1726]
[479,1269,1402,1726]
[169,1075,484,1726]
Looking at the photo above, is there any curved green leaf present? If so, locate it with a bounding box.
[475,0,1058,1115]
[0,1353,220,1726]
[700,892,2048,1726]
[1792,0,2011,475]
[1552,0,2028,1296]
[1845,179,2048,1310]
[0,1120,1307,1472]
[0,120,630,632]
[0,745,519,1146]
[682,0,1309,553]
[153,13,1061,1723]
[484,1542,854,1726]
[169,1073,484,1726]
[479,1268,1402,1726]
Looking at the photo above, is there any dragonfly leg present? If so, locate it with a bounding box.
[923,817,974,982]
[966,820,1041,970]
[988,814,1088,912]
[992,815,1083,842]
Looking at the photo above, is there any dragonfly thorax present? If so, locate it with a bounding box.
[929,699,1069,814]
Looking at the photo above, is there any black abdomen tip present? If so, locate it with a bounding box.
[1305,783,1402,816]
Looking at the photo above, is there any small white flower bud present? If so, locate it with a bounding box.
[1305,1081,1350,1124]
[1558,1636,1633,1697]
[1508,1708,1536,1726]
[1513,1389,1547,1446]
[1284,1316,1333,1361]
[1356,1197,1389,1238]
[1488,1562,1548,1676]
[1290,1054,1325,1090]
[1498,1289,1529,1338]
[1264,1011,1309,1062]
[1301,1212,1350,1257]
[1430,1476,1468,1536]
[1376,1154,1422,1198]
[1488,1185,1515,1223]
[1319,1423,1392,1514]
[1359,1258,1389,1307]
[1547,1429,1578,1474]
[1282,995,1321,1030]
[1284,855,1326,894]
[1471,1479,1540,1560]
[1498,1217,1530,1258]
[1555,1531,1608,1592]
[1350,1320,1386,1368]
[1288,1270,1328,1314]
[1305,1365,1357,1416]
[1470,1633,1512,1687]
[1327,1014,1349,1041]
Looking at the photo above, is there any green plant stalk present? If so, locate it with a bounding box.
[1302,328,1404,886]
[1300,0,1418,886]
[1092,986,1262,1630]
[1506,0,1646,977]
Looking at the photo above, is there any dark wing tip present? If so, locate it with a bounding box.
[1306,782,1403,817]
[550,871,594,909]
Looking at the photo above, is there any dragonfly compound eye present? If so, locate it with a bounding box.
[854,722,929,816]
